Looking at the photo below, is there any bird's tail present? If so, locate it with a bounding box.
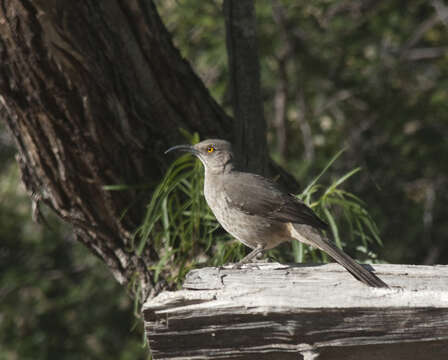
[289,223,389,288]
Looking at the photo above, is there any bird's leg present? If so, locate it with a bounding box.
[232,244,265,269]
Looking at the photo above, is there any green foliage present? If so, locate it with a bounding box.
[294,149,382,264]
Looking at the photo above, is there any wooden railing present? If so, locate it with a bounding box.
[143,263,448,359]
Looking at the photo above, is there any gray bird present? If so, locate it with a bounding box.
[166,139,388,288]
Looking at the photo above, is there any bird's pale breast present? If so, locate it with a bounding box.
[204,178,288,249]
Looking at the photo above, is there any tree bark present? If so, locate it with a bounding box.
[224,0,268,174]
[0,0,231,301]
[0,0,301,303]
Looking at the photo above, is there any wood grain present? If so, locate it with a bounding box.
[144,263,448,359]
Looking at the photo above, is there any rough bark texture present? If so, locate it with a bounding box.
[144,263,448,359]
[0,0,231,300]
[224,0,268,175]
[0,0,301,303]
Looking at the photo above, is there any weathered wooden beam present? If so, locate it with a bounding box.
[143,263,448,359]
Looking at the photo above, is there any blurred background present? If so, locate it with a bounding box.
[1,0,447,358]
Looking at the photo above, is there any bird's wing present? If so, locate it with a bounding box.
[222,172,329,230]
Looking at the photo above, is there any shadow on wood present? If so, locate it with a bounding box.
[143,263,448,359]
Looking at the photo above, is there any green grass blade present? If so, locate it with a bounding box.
[300,148,346,197]
[322,207,342,249]
[324,167,361,198]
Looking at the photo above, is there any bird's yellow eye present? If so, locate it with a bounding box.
[207,145,215,153]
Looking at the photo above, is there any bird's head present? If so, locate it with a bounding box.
[165,139,234,174]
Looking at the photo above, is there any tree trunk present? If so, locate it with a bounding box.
[0,0,231,301]
[224,0,268,174]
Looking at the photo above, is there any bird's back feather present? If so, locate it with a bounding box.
[222,171,329,230]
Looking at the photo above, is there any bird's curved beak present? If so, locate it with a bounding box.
[165,144,200,157]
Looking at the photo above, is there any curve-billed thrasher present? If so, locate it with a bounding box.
[166,139,388,288]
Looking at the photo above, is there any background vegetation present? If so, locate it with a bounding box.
[1,0,447,358]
